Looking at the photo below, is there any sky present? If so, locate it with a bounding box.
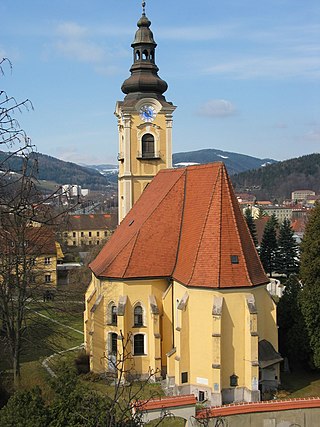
[1,0,319,165]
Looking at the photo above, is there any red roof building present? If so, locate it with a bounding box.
[91,163,268,289]
[85,164,279,407]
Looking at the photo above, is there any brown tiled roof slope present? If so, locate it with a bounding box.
[67,213,117,231]
[0,227,57,256]
[90,163,268,288]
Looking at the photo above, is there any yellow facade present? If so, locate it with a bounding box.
[116,98,175,223]
[63,228,111,247]
[84,276,278,404]
[34,253,58,289]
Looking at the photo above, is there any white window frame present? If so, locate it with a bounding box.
[132,332,147,356]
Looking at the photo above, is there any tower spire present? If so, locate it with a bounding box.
[121,3,168,100]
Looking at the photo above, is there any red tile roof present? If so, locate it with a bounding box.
[196,397,320,418]
[90,163,268,288]
[0,226,57,256]
[291,218,306,233]
[66,213,117,231]
[136,395,197,411]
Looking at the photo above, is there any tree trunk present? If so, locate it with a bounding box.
[13,345,21,388]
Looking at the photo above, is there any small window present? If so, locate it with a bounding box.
[97,231,100,237]
[230,255,239,264]
[97,240,100,245]
[134,305,143,327]
[30,274,36,283]
[73,241,76,246]
[89,231,92,237]
[73,232,76,237]
[134,334,145,355]
[89,241,92,245]
[142,133,155,158]
[181,372,188,384]
[104,231,108,237]
[198,391,205,402]
[45,274,51,283]
[64,232,68,238]
[81,240,84,245]
[111,305,117,325]
[230,374,238,387]
[44,257,51,265]
[110,333,118,355]
[81,231,84,237]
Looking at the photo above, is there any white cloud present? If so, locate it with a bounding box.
[198,99,237,118]
[56,22,88,38]
[55,39,105,63]
[54,21,105,64]
[305,129,320,142]
[165,21,320,80]
[158,24,237,41]
[204,56,320,80]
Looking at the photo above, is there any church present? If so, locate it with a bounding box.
[84,3,281,405]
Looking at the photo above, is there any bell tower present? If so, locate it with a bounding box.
[115,1,176,223]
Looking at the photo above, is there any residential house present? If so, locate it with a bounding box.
[291,190,315,202]
[0,226,62,290]
[62,213,117,247]
[263,207,293,223]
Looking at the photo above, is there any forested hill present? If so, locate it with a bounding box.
[173,148,276,175]
[0,151,109,189]
[231,153,320,200]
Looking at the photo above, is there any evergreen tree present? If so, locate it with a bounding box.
[0,387,50,427]
[258,206,267,218]
[244,207,258,246]
[276,218,299,277]
[259,214,278,276]
[277,275,310,365]
[299,202,320,368]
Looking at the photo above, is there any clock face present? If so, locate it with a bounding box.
[139,105,156,122]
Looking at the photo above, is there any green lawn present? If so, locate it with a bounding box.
[280,368,320,398]
[0,296,84,396]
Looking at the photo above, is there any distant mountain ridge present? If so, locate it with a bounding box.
[172,149,277,175]
[0,151,110,190]
[3,149,317,201]
[86,149,277,179]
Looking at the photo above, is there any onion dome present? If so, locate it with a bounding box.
[121,5,168,98]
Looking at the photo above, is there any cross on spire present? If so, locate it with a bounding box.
[142,1,146,16]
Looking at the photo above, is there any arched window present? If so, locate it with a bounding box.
[111,305,117,325]
[135,50,140,61]
[134,334,145,355]
[142,50,148,60]
[107,302,117,325]
[134,305,143,327]
[110,333,118,355]
[142,133,155,158]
